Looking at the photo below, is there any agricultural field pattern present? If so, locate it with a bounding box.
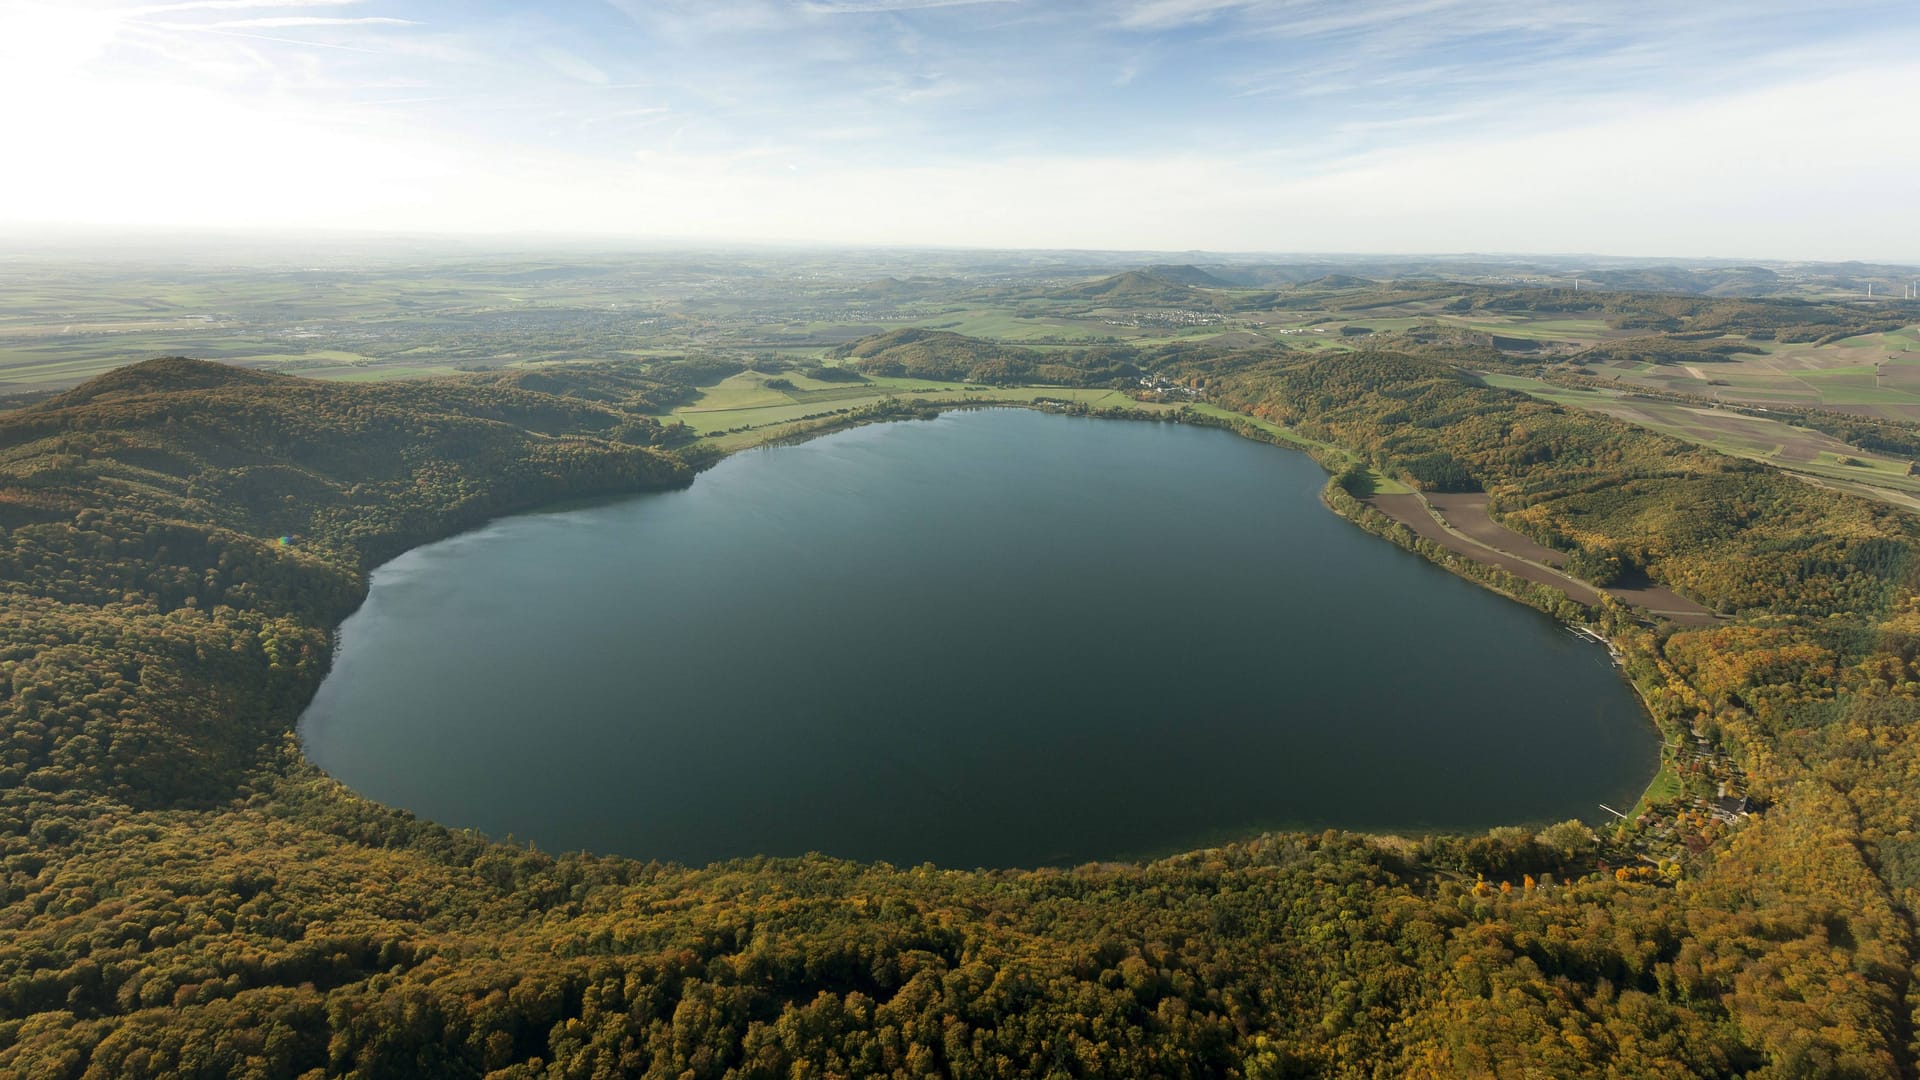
[4,245,1918,510]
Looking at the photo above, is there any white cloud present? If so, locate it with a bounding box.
[127,0,368,12]
[536,46,611,86]
[206,16,416,28]
[1116,0,1259,30]
[3,0,1915,260]
[458,69,1920,258]
[5,61,1915,260]
[798,0,1019,13]
[0,5,122,72]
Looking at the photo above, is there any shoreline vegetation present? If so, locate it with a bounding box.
[7,334,1920,1076]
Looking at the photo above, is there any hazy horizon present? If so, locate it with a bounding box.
[5,1,1918,259]
[5,224,1917,271]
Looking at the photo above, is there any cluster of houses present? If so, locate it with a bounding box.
[1135,374,1201,398]
[1099,309,1231,329]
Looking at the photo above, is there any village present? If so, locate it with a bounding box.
[1134,372,1204,400]
[1099,308,1234,329]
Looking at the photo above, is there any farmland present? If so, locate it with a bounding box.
[1478,371,1920,511]
[665,369,1177,452]
[5,247,1914,402]
[1571,327,1920,420]
[9,250,1920,519]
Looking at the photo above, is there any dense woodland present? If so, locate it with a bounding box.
[828,329,1149,387]
[1434,288,1916,343]
[6,341,1920,1078]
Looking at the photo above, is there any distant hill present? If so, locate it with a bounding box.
[1048,270,1214,306]
[1574,266,1787,298]
[1139,264,1235,288]
[48,356,697,419]
[473,361,698,411]
[830,328,1140,386]
[1194,258,1918,298]
[1299,274,1377,289]
[853,275,951,297]
[6,358,692,567]
[830,328,1034,379]
[45,354,281,406]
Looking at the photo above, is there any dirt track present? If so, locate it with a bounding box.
[1368,492,1720,625]
[1426,493,1567,565]
[1369,493,1603,605]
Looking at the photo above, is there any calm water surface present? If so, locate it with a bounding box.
[300,409,1655,867]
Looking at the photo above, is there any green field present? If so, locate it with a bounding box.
[1478,371,1920,511]
[0,253,1701,395]
[676,379,1417,490]
[655,371,1366,470]
[1577,326,1920,420]
[1456,317,1611,340]
[907,308,1121,342]
[661,370,1180,450]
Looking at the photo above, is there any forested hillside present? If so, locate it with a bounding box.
[1180,348,1920,615]
[828,329,1142,386]
[1440,288,1910,343]
[0,359,691,810]
[6,350,1920,1078]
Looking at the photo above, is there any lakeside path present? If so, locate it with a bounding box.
[1368,491,1721,626]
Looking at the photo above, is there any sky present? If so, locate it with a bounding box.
[2,0,1917,258]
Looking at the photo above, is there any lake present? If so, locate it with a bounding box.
[299,408,1657,867]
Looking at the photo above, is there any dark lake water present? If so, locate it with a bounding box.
[300,408,1656,868]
